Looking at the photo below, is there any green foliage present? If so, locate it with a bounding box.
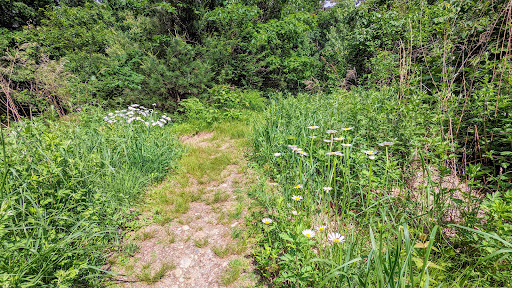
[0,106,182,286]
[483,189,512,239]
[177,85,266,130]
[0,0,57,29]
[139,37,213,109]
[249,88,509,287]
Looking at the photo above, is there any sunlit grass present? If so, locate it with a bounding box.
[246,90,491,287]
[0,106,183,287]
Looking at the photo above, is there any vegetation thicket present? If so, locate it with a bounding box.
[0,0,511,287]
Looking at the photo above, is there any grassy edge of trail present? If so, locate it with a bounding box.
[0,108,183,287]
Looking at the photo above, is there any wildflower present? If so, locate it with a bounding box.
[328,232,345,243]
[341,143,353,147]
[292,195,303,201]
[326,152,335,156]
[298,151,308,156]
[308,136,317,139]
[378,141,394,147]
[333,151,344,157]
[368,155,376,160]
[316,225,327,232]
[262,218,273,224]
[307,126,320,129]
[291,210,300,216]
[323,187,333,192]
[288,145,298,150]
[152,103,157,106]
[269,182,279,186]
[294,184,303,189]
[341,127,354,131]
[326,130,338,134]
[333,137,345,141]
[274,153,281,157]
[302,229,316,238]
[323,139,332,143]
[294,148,303,153]
[145,122,150,126]
[364,150,377,155]
[131,104,140,107]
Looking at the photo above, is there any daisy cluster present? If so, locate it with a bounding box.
[103,104,172,127]
[275,126,393,161]
[262,125,396,245]
[263,183,346,244]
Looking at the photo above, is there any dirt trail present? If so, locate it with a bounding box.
[109,131,258,288]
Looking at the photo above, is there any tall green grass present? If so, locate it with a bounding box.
[249,89,509,287]
[0,107,182,287]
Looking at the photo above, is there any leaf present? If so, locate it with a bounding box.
[412,257,445,270]
[414,241,429,249]
[279,232,294,242]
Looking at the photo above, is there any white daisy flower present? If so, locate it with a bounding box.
[302,229,316,238]
[294,184,303,189]
[274,153,281,157]
[323,187,333,192]
[328,232,345,243]
[262,218,273,224]
[288,145,298,150]
[291,210,300,216]
[292,195,303,201]
[316,225,327,232]
[378,141,394,147]
[307,126,320,129]
[326,130,338,134]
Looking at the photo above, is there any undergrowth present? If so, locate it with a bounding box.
[0,106,182,287]
[248,90,512,287]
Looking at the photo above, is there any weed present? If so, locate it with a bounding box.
[194,238,209,248]
[220,258,249,286]
[137,230,157,241]
[211,190,230,204]
[136,262,175,283]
